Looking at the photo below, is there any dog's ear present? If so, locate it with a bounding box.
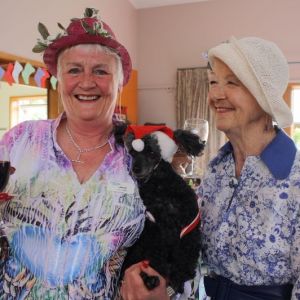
[124,132,135,151]
[113,122,128,147]
[173,129,205,156]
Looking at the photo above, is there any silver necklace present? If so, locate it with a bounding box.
[65,124,109,163]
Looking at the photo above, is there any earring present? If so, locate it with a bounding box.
[264,114,273,132]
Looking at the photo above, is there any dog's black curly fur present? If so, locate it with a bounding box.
[114,124,204,294]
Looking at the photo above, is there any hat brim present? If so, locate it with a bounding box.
[43,34,132,86]
[208,38,293,128]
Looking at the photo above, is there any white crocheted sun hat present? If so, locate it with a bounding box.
[208,36,293,128]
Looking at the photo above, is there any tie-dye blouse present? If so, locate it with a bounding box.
[0,115,145,300]
[198,129,300,299]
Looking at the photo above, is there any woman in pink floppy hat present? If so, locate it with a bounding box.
[0,8,171,299]
[198,36,300,300]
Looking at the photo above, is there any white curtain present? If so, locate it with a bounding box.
[176,67,226,175]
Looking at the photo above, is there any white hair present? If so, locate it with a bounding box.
[56,44,124,88]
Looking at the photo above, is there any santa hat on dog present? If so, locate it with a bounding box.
[126,125,178,163]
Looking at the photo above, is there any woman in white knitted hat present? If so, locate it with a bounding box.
[198,36,300,300]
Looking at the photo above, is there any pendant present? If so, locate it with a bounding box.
[71,152,84,164]
[71,159,84,164]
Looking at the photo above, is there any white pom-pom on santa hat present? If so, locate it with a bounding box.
[132,139,145,152]
[151,131,178,162]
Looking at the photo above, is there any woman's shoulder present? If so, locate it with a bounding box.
[12,119,51,131]
[2,119,54,145]
[207,143,232,170]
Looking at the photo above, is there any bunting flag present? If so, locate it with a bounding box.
[12,61,23,84]
[0,66,5,80]
[0,61,55,89]
[3,63,14,85]
[21,63,35,85]
[50,75,58,90]
[41,69,50,88]
[34,67,44,87]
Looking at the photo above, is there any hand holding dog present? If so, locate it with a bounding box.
[120,262,170,300]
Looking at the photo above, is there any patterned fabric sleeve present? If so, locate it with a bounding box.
[291,209,300,300]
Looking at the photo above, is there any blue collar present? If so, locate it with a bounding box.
[213,129,297,179]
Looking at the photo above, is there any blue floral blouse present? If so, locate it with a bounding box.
[198,129,300,299]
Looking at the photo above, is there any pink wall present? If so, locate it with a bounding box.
[137,0,300,128]
[0,0,138,68]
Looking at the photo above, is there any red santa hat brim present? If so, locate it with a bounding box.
[126,125,174,140]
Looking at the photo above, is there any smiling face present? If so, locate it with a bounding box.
[57,44,121,126]
[207,58,267,136]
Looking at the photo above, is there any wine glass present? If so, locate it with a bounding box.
[0,145,12,260]
[183,118,209,176]
[0,145,11,193]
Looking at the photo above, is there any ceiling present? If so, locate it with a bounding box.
[129,0,210,9]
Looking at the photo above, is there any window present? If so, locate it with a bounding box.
[291,87,300,149]
[10,95,48,128]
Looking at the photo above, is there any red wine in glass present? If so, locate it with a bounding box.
[0,145,10,193]
[0,161,10,192]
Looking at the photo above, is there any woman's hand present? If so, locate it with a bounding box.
[120,261,170,300]
[171,151,192,176]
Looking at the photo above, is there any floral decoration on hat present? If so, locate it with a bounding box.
[33,8,111,53]
[32,8,132,85]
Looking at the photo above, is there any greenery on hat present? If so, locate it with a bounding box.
[32,8,111,53]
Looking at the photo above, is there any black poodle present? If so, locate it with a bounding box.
[115,124,205,294]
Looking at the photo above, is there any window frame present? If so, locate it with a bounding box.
[9,94,48,128]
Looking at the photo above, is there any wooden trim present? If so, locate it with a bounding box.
[283,84,292,136]
[286,82,300,137]
[0,50,45,68]
[119,69,138,124]
[48,88,60,119]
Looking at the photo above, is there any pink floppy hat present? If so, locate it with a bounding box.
[33,8,132,86]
